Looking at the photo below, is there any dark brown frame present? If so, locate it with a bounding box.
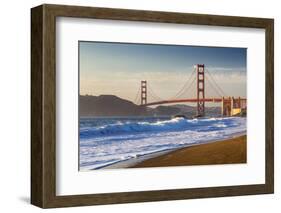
[31,4,274,208]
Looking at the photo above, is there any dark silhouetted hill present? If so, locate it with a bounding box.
[79,95,221,117]
[79,95,145,116]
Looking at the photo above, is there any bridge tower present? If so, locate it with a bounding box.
[141,80,147,105]
[196,64,205,117]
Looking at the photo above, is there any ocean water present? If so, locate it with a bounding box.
[79,116,246,170]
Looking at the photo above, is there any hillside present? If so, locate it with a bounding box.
[79,95,220,117]
[79,95,144,116]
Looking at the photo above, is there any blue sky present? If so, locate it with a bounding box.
[79,41,246,104]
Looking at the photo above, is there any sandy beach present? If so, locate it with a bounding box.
[131,135,247,168]
[100,134,247,169]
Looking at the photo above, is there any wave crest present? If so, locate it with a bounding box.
[80,117,235,137]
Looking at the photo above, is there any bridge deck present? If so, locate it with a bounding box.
[141,98,247,107]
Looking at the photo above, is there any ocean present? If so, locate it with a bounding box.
[79,116,246,170]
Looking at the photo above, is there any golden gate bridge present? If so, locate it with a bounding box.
[134,64,247,117]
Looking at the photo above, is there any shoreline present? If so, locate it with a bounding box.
[100,133,246,169]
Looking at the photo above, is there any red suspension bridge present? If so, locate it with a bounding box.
[134,64,247,117]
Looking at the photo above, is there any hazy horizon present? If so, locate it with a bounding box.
[79,41,247,105]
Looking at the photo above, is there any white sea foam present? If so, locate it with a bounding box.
[79,117,246,170]
[80,117,236,137]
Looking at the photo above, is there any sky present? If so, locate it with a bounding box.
[79,41,246,105]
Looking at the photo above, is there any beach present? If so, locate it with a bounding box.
[131,135,246,168]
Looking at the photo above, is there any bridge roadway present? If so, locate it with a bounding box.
[141,97,247,107]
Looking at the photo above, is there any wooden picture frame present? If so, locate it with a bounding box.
[31,4,274,208]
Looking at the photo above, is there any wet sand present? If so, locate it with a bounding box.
[131,135,247,168]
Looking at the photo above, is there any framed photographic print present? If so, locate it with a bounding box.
[31,4,274,208]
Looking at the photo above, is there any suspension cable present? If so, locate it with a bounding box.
[133,86,141,104]
[147,83,163,101]
[170,68,196,99]
[205,69,227,96]
[175,73,197,99]
[205,75,224,97]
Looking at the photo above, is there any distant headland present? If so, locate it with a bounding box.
[79,95,220,117]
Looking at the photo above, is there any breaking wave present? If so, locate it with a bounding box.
[80,117,240,138]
